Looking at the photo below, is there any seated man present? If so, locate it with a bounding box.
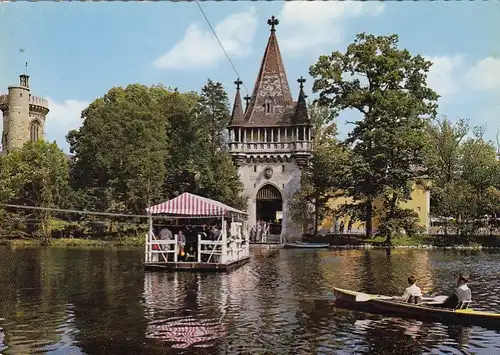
[399,276,423,304]
[439,272,472,309]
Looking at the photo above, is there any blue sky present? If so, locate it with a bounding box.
[1,1,499,153]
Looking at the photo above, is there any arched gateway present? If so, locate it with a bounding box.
[256,184,283,235]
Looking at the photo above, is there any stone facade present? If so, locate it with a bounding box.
[228,17,312,238]
[0,74,49,152]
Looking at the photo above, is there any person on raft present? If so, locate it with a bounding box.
[437,271,472,309]
[398,275,423,304]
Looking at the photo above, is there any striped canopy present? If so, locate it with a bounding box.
[146,192,247,217]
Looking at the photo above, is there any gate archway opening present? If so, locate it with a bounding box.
[256,184,283,235]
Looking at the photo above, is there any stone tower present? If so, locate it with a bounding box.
[0,74,49,152]
[228,16,312,238]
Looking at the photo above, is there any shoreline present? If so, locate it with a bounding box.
[328,244,497,250]
[1,238,499,251]
[0,237,144,248]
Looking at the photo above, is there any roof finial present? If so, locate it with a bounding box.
[298,76,306,89]
[244,95,251,108]
[234,78,243,91]
[267,16,279,32]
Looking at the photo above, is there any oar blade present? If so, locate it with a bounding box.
[432,296,447,303]
[355,293,377,302]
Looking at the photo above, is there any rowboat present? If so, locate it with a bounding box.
[283,242,330,249]
[333,287,500,329]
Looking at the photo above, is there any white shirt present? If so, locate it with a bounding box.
[402,284,423,301]
[455,284,472,302]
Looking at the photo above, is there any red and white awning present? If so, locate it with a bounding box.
[146,192,246,217]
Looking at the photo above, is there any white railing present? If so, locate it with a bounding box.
[145,228,250,265]
[228,141,313,153]
[145,235,178,263]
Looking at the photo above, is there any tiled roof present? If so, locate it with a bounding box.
[229,16,309,128]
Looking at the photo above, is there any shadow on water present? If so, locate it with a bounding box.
[1,246,500,354]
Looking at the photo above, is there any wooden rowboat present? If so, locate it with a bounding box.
[283,242,330,249]
[333,287,500,329]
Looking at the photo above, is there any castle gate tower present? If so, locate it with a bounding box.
[228,16,312,238]
[0,74,49,152]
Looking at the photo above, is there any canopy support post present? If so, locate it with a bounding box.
[146,213,153,263]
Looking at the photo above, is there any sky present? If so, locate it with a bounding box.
[0,1,499,153]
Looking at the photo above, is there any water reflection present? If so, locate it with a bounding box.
[143,273,227,349]
[1,246,500,354]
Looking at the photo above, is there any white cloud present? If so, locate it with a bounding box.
[153,7,257,70]
[44,98,88,152]
[277,1,385,55]
[465,57,500,91]
[425,55,464,99]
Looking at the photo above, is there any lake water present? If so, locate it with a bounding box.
[0,246,499,354]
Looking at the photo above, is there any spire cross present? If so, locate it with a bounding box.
[298,76,306,89]
[234,78,243,90]
[244,95,251,107]
[267,16,279,32]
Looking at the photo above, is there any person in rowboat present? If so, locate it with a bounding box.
[398,276,423,304]
[437,271,472,309]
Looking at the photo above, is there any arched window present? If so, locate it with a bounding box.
[264,97,275,114]
[30,120,41,142]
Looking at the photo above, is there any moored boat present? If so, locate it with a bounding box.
[333,287,500,329]
[284,241,330,249]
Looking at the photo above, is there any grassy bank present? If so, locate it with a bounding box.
[304,233,500,248]
[0,236,145,248]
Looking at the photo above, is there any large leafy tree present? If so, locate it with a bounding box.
[0,141,71,243]
[310,33,439,241]
[68,84,170,214]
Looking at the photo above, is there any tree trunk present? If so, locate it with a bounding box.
[386,231,392,246]
[365,201,373,238]
[314,202,319,236]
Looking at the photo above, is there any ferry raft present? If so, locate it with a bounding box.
[144,193,250,272]
[333,287,500,329]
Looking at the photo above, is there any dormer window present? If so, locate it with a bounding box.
[264,97,275,114]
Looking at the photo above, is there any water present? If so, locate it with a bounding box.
[1,246,500,355]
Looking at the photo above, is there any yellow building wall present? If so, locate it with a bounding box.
[320,181,430,235]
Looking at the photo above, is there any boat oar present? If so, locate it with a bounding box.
[422,295,447,304]
[355,293,393,302]
[355,293,447,303]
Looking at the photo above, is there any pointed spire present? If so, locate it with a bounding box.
[244,15,294,126]
[244,95,251,112]
[229,78,244,126]
[292,76,310,125]
[298,76,306,90]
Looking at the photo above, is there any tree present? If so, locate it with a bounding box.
[289,102,349,235]
[68,84,170,214]
[310,33,439,241]
[0,141,71,244]
[425,118,500,235]
[193,79,246,210]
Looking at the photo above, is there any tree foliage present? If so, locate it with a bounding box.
[67,80,245,216]
[425,117,500,235]
[0,79,246,243]
[0,141,70,243]
[310,33,439,240]
[289,102,350,235]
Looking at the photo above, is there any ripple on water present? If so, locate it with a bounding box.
[2,247,500,354]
